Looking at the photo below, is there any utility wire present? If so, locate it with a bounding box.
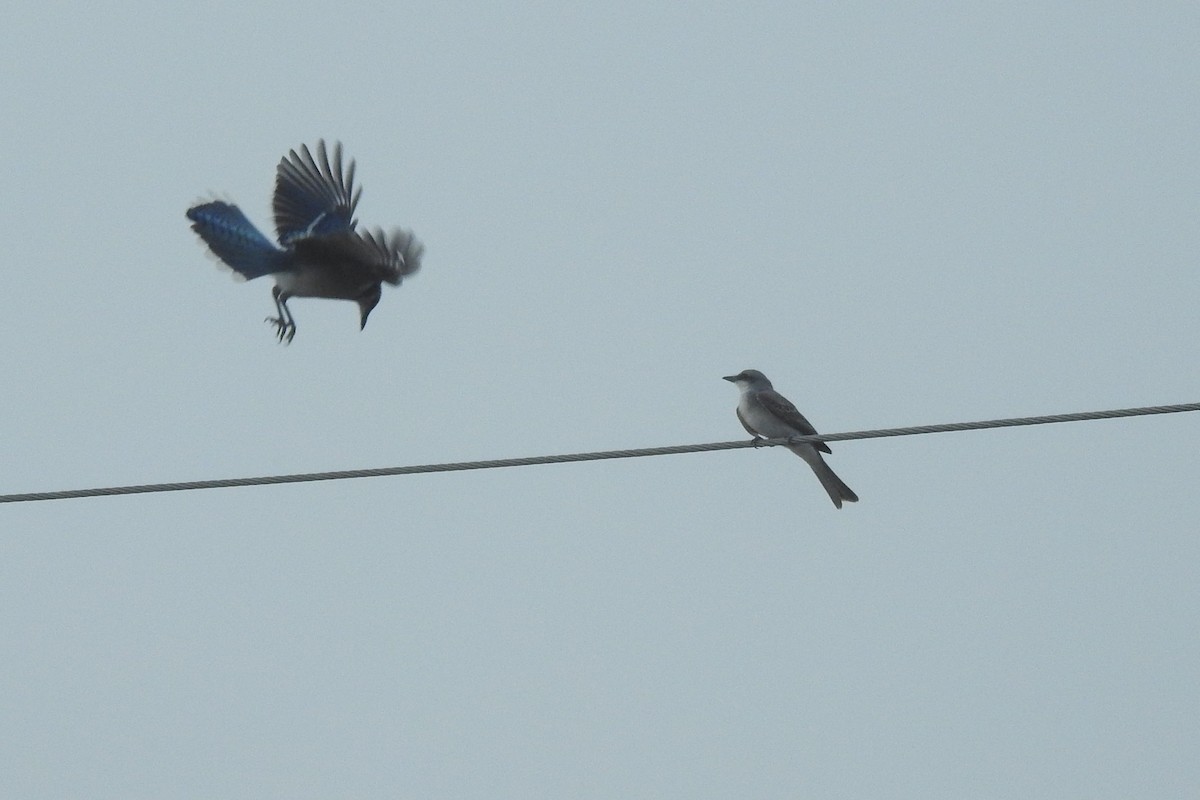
[2,402,1197,505]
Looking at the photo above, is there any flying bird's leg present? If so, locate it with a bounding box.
[266,286,297,344]
[282,300,297,343]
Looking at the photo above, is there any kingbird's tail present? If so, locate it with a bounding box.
[789,445,859,509]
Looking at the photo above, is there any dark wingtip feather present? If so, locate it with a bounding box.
[273,140,359,243]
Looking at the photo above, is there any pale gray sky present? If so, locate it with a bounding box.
[2,3,1198,798]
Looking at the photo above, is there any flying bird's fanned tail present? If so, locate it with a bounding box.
[186,201,284,281]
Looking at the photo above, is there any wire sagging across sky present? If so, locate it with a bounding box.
[1,402,1197,504]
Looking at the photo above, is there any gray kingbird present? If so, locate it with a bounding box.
[723,369,859,509]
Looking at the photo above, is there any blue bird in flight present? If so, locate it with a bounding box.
[187,141,423,342]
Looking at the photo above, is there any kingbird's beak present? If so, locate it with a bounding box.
[722,375,739,383]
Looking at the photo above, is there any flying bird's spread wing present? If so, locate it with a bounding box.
[357,227,424,284]
[273,140,362,244]
[758,389,833,454]
[289,227,424,286]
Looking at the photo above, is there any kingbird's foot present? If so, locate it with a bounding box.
[751,437,767,448]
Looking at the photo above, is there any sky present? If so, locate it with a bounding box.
[2,2,1198,798]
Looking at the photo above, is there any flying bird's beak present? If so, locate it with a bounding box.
[357,287,382,330]
[357,301,374,330]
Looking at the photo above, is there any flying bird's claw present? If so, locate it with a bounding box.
[265,317,295,344]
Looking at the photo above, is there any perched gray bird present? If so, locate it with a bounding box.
[186,140,423,343]
[724,369,859,509]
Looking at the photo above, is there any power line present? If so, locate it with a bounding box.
[2,402,1197,505]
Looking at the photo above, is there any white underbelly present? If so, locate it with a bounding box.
[739,402,797,438]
